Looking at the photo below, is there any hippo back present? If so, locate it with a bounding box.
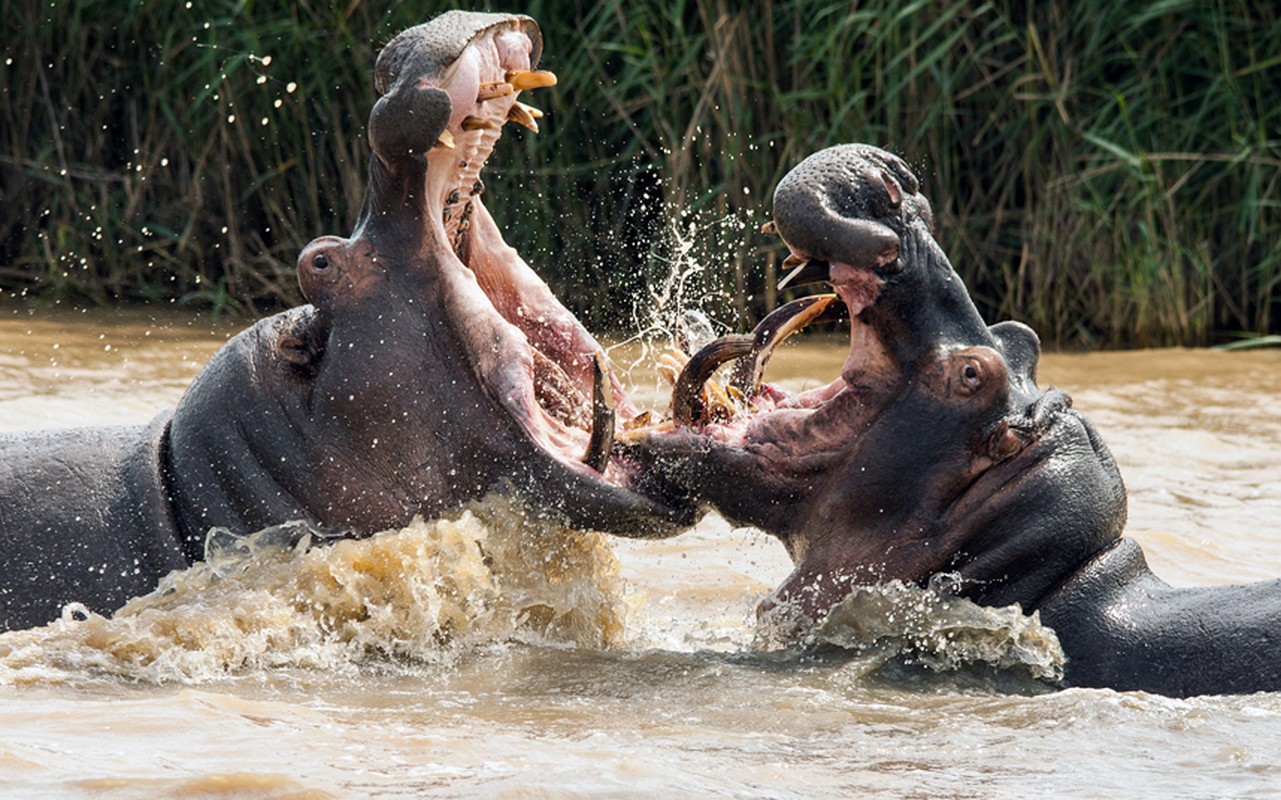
[0,415,188,629]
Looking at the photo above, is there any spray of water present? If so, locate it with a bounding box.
[0,494,628,685]
[606,204,759,407]
[756,578,1066,683]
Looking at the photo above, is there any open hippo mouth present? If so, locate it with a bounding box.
[629,144,1128,638]
[163,12,696,547]
[366,12,618,471]
[630,146,927,471]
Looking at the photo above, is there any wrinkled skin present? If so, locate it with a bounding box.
[635,144,1281,697]
[0,11,689,632]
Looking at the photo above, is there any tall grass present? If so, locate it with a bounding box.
[1,0,1279,346]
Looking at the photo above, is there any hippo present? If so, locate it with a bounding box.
[631,143,1281,698]
[0,11,692,632]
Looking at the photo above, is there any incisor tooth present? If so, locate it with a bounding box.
[657,348,689,387]
[505,69,558,91]
[436,130,456,149]
[507,103,540,132]
[461,116,498,131]
[477,81,514,101]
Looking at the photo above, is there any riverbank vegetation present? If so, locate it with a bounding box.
[2,0,1279,347]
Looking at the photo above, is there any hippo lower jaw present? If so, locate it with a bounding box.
[403,28,638,494]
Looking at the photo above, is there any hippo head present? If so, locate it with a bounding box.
[166,12,694,547]
[294,12,703,535]
[631,145,1128,636]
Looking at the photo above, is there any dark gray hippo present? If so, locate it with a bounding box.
[633,143,1281,697]
[0,11,691,632]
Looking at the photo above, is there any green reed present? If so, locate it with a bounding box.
[2,0,1279,346]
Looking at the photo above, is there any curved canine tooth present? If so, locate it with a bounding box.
[730,294,846,395]
[671,334,754,425]
[776,254,832,290]
[507,102,540,133]
[477,81,514,102]
[760,220,778,235]
[506,69,558,91]
[583,352,616,473]
[436,130,456,150]
[461,115,498,131]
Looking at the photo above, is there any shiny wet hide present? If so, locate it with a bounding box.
[2,310,1281,796]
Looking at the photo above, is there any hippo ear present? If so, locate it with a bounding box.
[990,321,1041,386]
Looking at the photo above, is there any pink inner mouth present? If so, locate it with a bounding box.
[669,261,895,460]
[413,24,633,480]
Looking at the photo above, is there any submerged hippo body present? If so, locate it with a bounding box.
[0,11,690,632]
[636,144,1281,697]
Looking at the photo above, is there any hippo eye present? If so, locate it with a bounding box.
[312,253,331,270]
[958,361,983,395]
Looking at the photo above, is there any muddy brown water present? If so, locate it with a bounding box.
[2,304,1281,798]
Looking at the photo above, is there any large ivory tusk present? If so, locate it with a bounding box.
[671,335,754,425]
[730,294,846,395]
[583,352,616,473]
[506,69,558,91]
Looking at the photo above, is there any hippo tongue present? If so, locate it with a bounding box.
[533,349,591,429]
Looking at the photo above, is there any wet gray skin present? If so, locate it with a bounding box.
[634,144,1281,697]
[0,11,691,632]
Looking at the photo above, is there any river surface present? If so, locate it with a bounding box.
[1,304,1281,798]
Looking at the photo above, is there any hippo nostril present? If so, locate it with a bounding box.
[312,253,331,271]
[1035,390,1071,415]
[1027,390,1072,429]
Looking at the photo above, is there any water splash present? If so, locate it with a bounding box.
[610,207,757,393]
[0,495,627,685]
[756,579,1066,683]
